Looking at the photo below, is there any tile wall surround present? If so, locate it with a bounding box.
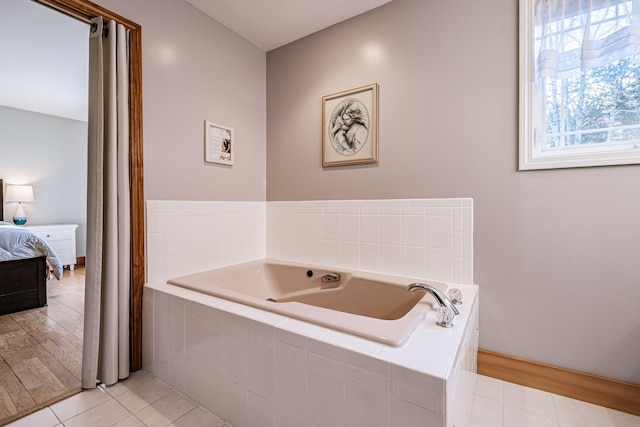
[146,198,473,286]
[145,200,266,285]
[144,197,476,425]
[143,281,479,427]
[266,198,473,284]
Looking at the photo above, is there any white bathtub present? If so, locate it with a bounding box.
[145,259,479,427]
[167,259,449,346]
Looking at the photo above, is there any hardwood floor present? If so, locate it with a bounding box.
[0,266,84,426]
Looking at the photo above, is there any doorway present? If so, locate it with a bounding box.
[0,0,144,422]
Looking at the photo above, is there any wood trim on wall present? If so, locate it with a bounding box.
[36,0,144,371]
[478,349,640,416]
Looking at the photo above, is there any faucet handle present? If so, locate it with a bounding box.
[436,306,455,328]
[448,288,463,305]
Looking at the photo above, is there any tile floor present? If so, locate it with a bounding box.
[0,267,86,425]
[472,375,640,427]
[5,370,229,427]
[5,371,640,427]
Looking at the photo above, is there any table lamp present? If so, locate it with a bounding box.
[5,185,35,225]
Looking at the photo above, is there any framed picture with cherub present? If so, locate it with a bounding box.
[205,120,234,166]
[322,83,378,167]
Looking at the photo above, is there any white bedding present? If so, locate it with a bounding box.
[0,221,64,280]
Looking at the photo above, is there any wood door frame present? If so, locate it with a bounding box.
[36,0,144,370]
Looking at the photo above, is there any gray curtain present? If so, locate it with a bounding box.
[82,17,131,388]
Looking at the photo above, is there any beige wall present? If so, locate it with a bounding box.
[0,106,88,256]
[96,0,266,201]
[266,0,640,384]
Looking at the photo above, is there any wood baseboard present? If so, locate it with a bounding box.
[478,349,640,416]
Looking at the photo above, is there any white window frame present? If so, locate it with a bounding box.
[519,0,640,170]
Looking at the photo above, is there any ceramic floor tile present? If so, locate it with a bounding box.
[49,386,111,421]
[169,407,227,427]
[115,378,173,413]
[102,370,154,397]
[63,398,130,427]
[503,403,558,427]
[553,394,615,427]
[608,409,640,427]
[471,394,503,427]
[134,391,197,426]
[4,408,59,427]
[475,375,504,401]
[111,415,147,427]
[503,381,556,418]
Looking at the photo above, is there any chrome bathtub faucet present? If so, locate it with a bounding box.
[407,283,460,326]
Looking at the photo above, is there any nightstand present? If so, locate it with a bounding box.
[24,224,79,270]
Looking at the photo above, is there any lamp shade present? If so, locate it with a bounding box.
[5,185,34,203]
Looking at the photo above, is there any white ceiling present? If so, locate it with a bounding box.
[185,0,393,51]
[0,0,89,122]
[0,0,391,122]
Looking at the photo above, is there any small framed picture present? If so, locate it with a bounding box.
[322,83,378,167]
[205,120,234,165]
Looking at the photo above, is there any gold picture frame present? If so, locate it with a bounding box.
[322,83,378,167]
[205,120,234,165]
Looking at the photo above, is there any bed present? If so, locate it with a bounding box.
[0,179,63,315]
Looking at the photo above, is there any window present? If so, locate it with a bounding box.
[520,0,640,170]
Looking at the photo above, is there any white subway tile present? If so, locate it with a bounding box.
[403,215,426,248]
[248,392,275,427]
[426,248,454,282]
[436,198,464,207]
[390,365,445,412]
[427,207,452,216]
[391,398,444,426]
[380,245,403,276]
[275,406,307,427]
[360,243,381,273]
[341,207,360,215]
[340,241,360,270]
[360,214,380,244]
[340,214,360,242]
[381,207,403,215]
[360,207,380,215]
[307,364,345,426]
[402,246,427,279]
[323,214,341,241]
[453,208,463,233]
[380,215,402,246]
[223,381,248,427]
[427,215,453,249]
[169,313,185,355]
[346,348,389,377]
[274,340,307,417]
[402,207,426,216]
[323,240,342,267]
[453,233,463,258]
[410,199,437,207]
[248,328,275,400]
[345,365,390,426]
[453,258,464,283]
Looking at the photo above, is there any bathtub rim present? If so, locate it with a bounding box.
[143,276,479,382]
[166,258,451,346]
